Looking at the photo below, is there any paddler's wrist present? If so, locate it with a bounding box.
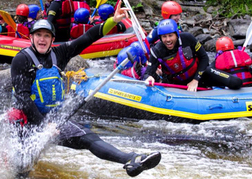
[102,17,117,35]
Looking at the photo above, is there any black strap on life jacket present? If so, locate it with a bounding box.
[24,48,57,69]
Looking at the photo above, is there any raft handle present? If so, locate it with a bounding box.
[166,95,172,101]
[208,104,223,110]
[232,97,239,103]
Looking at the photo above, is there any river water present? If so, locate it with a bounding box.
[1,56,252,179]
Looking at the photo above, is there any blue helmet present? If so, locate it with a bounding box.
[74,8,90,24]
[28,4,40,19]
[117,46,140,69]
[98,4,114,21]
[157,19,179,37]
[130,41,149,64]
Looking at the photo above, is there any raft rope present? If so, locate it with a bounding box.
[65,69,106,93]
[153,86,252,103]
[65,68,88,93]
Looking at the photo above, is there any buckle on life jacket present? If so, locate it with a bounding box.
[7,108,28,127]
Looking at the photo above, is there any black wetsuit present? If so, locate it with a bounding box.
[144,32,242,89]
[11,23,134,169]
[46,0,71,42]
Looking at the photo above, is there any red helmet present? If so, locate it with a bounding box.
[161,1,182,19]
[216,37,234,52]
[16,4,29,17]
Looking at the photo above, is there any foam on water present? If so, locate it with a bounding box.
[0,111,60,179]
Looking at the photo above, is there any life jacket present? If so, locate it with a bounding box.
[113,60,145,80]
[215,49,252,86]
[24,48,65,114]
[70,23,93,39]
[120,67,140,79]
[157,38,198,81]
[60,0,74,17]
[45,0,74,29]
[6,24,29,39]
[71,1,90,23]
[73,1,90,12]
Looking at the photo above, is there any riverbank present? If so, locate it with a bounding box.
[1,0,252,52]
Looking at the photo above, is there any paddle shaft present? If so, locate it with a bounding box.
[60,54,131,124]
[39,0,44,11]
[152,82,210,91]
[123,0,150,58]
[111,79,210,91]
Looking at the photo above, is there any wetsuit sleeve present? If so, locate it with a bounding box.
[11,53,44,125]
[209,60,216,68]
[116,21,126,33]
[102,17,117,35]
[143,48,160,80]
[46,1,61,23]
[194,40,209,81]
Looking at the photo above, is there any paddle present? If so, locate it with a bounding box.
[111,78,211,91]
[89,0,108,21]
[39,0,45,11]
[242,21,252,51]
[122,0,150,59]
[114,0,120,11]
[57,52,133,126]
[0,10,21,38]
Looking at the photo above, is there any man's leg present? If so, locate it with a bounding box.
[58,120,161,177]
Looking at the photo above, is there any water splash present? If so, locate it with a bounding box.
[0,111,60,178]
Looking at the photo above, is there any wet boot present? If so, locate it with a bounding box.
[123,151,161,177]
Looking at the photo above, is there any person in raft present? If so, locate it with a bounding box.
[8,1,161,177]
[147,1,183,46]
[144,19,242,91]
[212,36,252,87]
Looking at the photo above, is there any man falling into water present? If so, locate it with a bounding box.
[8,1,161,177]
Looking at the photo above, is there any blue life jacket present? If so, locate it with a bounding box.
[25,48,65,114]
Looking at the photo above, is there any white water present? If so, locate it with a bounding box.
[0,112,60,179]
[1,57,252,178]
[26,118,252,179]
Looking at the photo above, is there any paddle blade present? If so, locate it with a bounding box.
[0,10,16,30]
[96,0,108,8]
[242,21,252,50]
[89,0,108,21]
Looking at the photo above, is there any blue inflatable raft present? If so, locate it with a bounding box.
[71,69,252,123]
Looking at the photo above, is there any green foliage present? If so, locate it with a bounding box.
[205,0,252,17]
[132,3,143,12]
